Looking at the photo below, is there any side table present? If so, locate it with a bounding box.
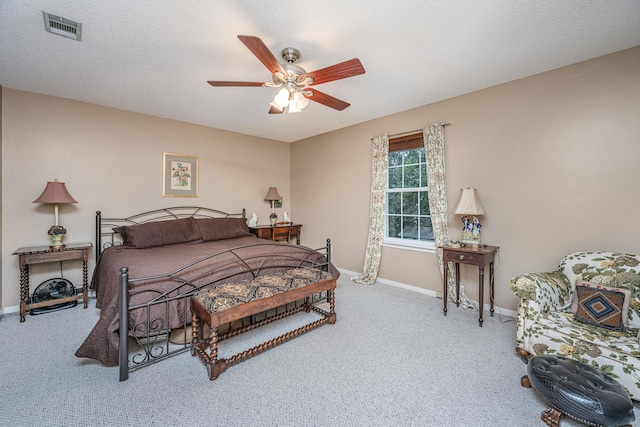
[249,224,303,245]
[12,242,93,322]
[439,244,499,326]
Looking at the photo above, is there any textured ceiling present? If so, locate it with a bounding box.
[1,1,639,142]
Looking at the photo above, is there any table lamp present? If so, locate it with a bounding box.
[451,188,485,245]
[264,187,281,225]
[33,178,78,249]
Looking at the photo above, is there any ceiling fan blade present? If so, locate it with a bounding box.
[304,89,351,111]
[302,58,365,86]
[207,81,265,87]
[237,35,286,76]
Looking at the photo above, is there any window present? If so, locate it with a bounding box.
[384,133,434,250]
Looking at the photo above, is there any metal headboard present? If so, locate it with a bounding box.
[95,206,246,262]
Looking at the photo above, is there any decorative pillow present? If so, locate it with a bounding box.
[571,280,631,326]
[115,217,201,248]
[573,284,627,331]
[196,217,252,242]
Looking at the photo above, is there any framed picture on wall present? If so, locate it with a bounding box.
[163,152,199,197]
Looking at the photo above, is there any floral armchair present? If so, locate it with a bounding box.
[510,251,640,400]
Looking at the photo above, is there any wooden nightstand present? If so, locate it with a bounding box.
[12,242,92,322]
[249,224,303,245]
[439,244,499,327]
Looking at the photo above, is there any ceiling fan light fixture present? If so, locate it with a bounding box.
[285,91,300,113]
[288,103,301,113]
[274,88,290,107]
[294,92,309,110]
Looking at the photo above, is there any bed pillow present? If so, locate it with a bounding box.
[573,282,628,331]
[196,217,252,241]
[115,217,201,248]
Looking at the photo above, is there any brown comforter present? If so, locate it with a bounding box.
[75,235,338,366]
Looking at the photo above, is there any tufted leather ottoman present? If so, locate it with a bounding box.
[526,355,634,427]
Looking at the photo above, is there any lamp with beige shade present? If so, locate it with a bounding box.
[451,188,485,245]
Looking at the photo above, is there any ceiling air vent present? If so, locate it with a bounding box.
[43,11,82,41]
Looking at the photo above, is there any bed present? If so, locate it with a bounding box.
[75,207,338,378]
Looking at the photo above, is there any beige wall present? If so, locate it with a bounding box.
[0,84,3,307]
[3,47,639,313]
[292,46,640,312]
[1,90,289,308]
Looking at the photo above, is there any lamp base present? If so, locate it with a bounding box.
[460,239,479,246]
[461,215,482,245]
[269,213,277,225]
[48,225,67,250]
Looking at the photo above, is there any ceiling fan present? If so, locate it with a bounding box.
[207,35,366,114]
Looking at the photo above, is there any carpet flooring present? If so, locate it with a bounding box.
[0,272,637,426]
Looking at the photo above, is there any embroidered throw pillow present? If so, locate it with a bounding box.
[571,280,631,326]
[573,284,627,331]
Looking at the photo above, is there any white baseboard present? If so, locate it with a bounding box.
[338,267,516,319]
[0,305,19,316]
[1,270,516,319]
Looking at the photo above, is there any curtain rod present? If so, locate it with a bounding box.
[372,123,451,140]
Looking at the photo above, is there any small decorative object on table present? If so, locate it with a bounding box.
[247,213,258,227]
[32,179,78,249]
[283,211,291,222]
[264,186,281,225]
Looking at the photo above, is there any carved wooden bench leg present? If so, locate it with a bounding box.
[328,289,336,324]
[190,312,200,356]
[205,326,228,380]
[207,359,228,381]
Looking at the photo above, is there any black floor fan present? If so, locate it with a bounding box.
[30,278,77,315]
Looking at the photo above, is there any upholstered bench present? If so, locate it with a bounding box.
[190,268,336,380]
[526,355,634,427]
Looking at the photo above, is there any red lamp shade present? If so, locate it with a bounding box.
[33,179,77,248]
[264,187,281,201]
[33,180,78,204]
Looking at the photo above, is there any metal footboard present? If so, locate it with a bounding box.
[117,240,333,381]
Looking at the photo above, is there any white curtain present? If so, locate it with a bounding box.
[424,124,476,308]
[351,134,389,285]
